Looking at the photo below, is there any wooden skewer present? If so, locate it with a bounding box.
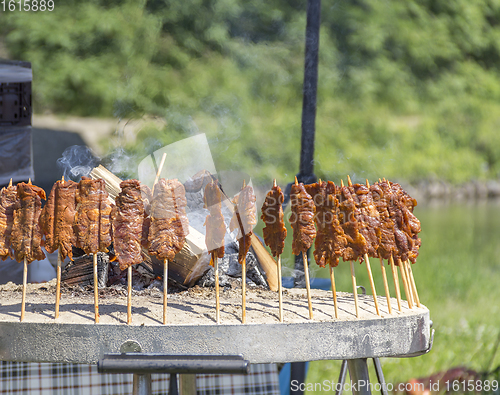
[8,178,12,187]
[242,255,247,324]
[28,178,31,184]
[379,256,392,315]
[93,253,99,323]
[402,258,414,304]
[389,255,402,311]
[127,266,132,324]
[277,255,283,322]
[364,254,380,316]
[350,261,360,318]
[163,259,168,324]
[272,179,284,323]
[55,249,62,319]
[239,179,248,324]
[302,251,313,319]
[407,261,421,307]
[397,258,413,309]
[213,252,220,324]
[347,175,352,186]
[153,153,167,193]
[53,176,65,320]
[366,179,392,315]
[329,264,338,319]
[20,257,27,321]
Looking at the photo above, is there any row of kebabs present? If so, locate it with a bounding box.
[0,174,420,281]
[260,178,421,268]
[0,177,191,271]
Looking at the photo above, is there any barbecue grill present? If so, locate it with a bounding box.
[0,285,432,395]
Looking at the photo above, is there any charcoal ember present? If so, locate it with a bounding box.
[61,252,109,288]
[196,242,268,288]
[196,263,232,288]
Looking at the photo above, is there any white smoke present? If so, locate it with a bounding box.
[57,145,100,181]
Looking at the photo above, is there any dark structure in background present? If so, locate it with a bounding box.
[290,1,320,394]
[0,60,87,195]
[0,60,34,186]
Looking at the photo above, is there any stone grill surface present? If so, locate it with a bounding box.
[0,280,430,364]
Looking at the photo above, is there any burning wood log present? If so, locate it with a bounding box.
[90,165,210,288]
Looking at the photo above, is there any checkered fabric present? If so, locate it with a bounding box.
[0,361,280,395]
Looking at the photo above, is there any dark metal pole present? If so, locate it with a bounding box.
[292,0,321,289]
[298,0,321,185]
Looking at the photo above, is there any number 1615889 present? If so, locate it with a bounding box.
[1,0,54,11]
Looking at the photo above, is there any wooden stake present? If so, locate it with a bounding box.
[379,257,392,315]
[350,261,360,318]
[402,258,414,304]
[55,249,62,319]
[277,255,283,322]
[93,253,99,323]
[389,255,402,311]
[153,153,167,192]
[398,258,413,309]
[163,259,168,324]
[329,264,338,319]
[241,256,247,323]
[407,261,421,307]
[21,258,27,321]
[213,252,220,324]
[302,251,313,319]
[127,266,132,324]
[364,254,380,316]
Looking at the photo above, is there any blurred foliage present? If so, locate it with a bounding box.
[2,0,500,183]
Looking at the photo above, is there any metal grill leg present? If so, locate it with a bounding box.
[336,360,348,395]
[132,373,152,395]
[373,358,388,395]
[179,374,197,395]
[347,359,371,395]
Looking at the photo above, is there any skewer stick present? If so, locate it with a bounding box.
[350,261,360,318]
[397,258,413,309]
[404,260,417,306]
[277,255,283,322]
[389,255,402,311]
[153,153,167,192]
[20,257,27,321]
[347,175,352,186]
[213,252,220,324]
[93,253,99,323]
[364,254,380,316]
[242,255,246,324]
[273,179,284,323]
[302,251,313,319]
[8,178,12,187]
[163,259,168,324]
[329,264,338,319]
[293,177,313,318]
[127,266,132,324]
[407,261,421,307]
[402,259,414,304]
[55,249,62,319]
[379,257,392,314]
